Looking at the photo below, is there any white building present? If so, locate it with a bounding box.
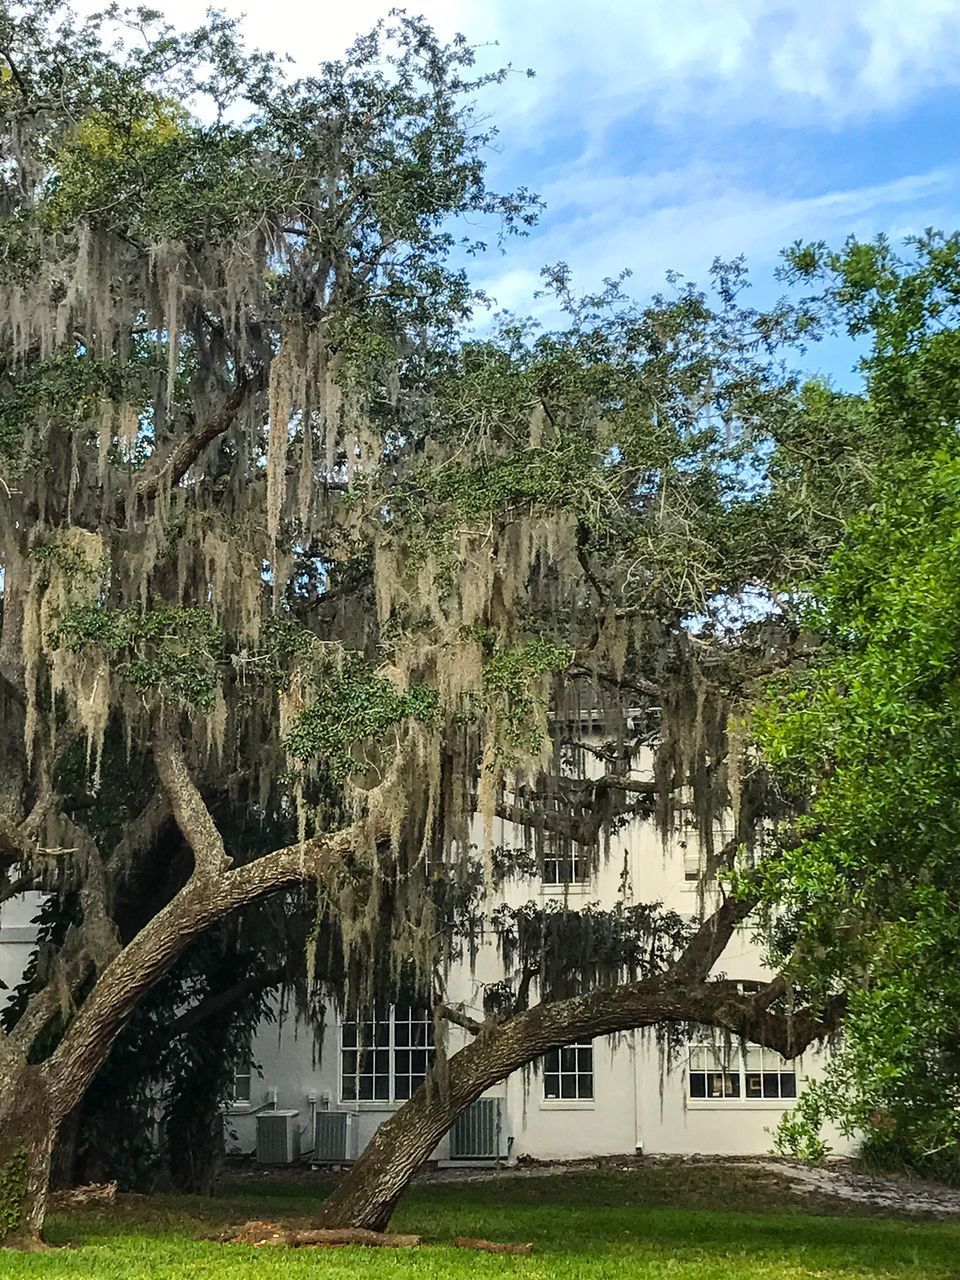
[0,763,853,1168]
[0,891,39,1015]
[225,796,854,1166]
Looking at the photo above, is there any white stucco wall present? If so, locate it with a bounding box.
[230,789,855,1163]
[0,742,854,1164]
[0,891,42,1011]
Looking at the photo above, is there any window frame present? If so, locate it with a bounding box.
[686,1038,798,1108]
[678,822,739,888]
[541,848,590,890]
[541,1040,595,1108]
[231,1067,253,1108]
[339,1006,435,1107]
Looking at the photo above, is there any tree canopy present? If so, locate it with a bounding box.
[0,0,899,1243]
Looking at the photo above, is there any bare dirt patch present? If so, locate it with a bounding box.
[754,1159,960,1219]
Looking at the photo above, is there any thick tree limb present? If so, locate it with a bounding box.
[106,792,171,888]
[670,887,757,983]
[168,968,284,1039]
[116,368,264,521]
[493,800,603,845]
[8,945,94,1056]
[568,664,663,701]
[154,733,231,878]
[0,811,38,866]
[495,773,657,846]
[512,964,540,1016]
[40,815,364,1118]
[436,1003,484,1036]
[0,869,39,907]
[0,47,30,99]
[314,957,839,1231]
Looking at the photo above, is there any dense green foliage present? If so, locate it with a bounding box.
[757,233,960,1178]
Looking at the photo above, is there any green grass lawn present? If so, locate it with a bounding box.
[5,1164,960,1278]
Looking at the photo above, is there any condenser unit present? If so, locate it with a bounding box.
[313,1111,359,1164]
[449,1098,506,1160]
[256,1109,301,1164]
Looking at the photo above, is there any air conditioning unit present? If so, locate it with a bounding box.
[449,1098,506,1160]
[313,1111,359,1163]
[256,1110,301,1164]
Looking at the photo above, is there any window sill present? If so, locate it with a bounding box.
[539,1100,596,1111]
[540,884,592,896]
[685,1100,796,1111]
[338,1100,402,1111]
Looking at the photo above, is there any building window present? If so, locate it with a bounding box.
[688,1039,797,1101]
[340,1007,434,1103]
[233,1069,252,1104]
[542,849,587,887]
[681,840,700,882]
[544,1041,594,1100]
[679,824,738,883]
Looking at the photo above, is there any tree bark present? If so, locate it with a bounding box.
[0,750,364,1244]
[0,1064,57,1249]
[314,975,839,1232]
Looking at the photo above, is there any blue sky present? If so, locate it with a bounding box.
[76,0,960,383]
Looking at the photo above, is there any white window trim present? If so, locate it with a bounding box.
[338,1007,434,1107]
[542,1040,595,1106]
[540,880,592,897]
[540,842,592,892]
[685,1038,800,1108]
[685,1099,798,1112]
[228,1068,253,1110]
[539,1098,596,1111]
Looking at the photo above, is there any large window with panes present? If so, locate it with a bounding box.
[687,1038,797,1101]
[542,848,588,887]
[232,1067,252,1105]
[543,1041,594,1100]
[340,1007,434,1103]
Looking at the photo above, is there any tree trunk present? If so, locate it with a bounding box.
[315,974,839,1231]
[0,839,345,1239]
[49,1106,81,1191]
[0,1065,57,1250]
[316,1076,481,1231]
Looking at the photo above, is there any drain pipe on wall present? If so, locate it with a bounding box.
[621,840,643,1157]
[632,1028,643,1155]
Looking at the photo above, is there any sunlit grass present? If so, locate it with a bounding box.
[5,1164,958,1278]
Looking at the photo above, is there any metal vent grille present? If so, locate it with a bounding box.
[450,1098,503,1159]
[314,1111,353,1162]
[256,1110,300,1164]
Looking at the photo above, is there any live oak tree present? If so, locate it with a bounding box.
[0,0,543,1239]
[0,0,852,1245]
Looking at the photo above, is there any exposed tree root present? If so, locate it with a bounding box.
[222,1220,421,1247]
[217,1219,534,1252]
[48,1182,117,1209]
[454,1236,534,1254]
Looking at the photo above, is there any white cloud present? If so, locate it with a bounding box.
[474,165,959,315]
[59,0,960,338]
[519,0,960,126]
[67,0,960,132]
